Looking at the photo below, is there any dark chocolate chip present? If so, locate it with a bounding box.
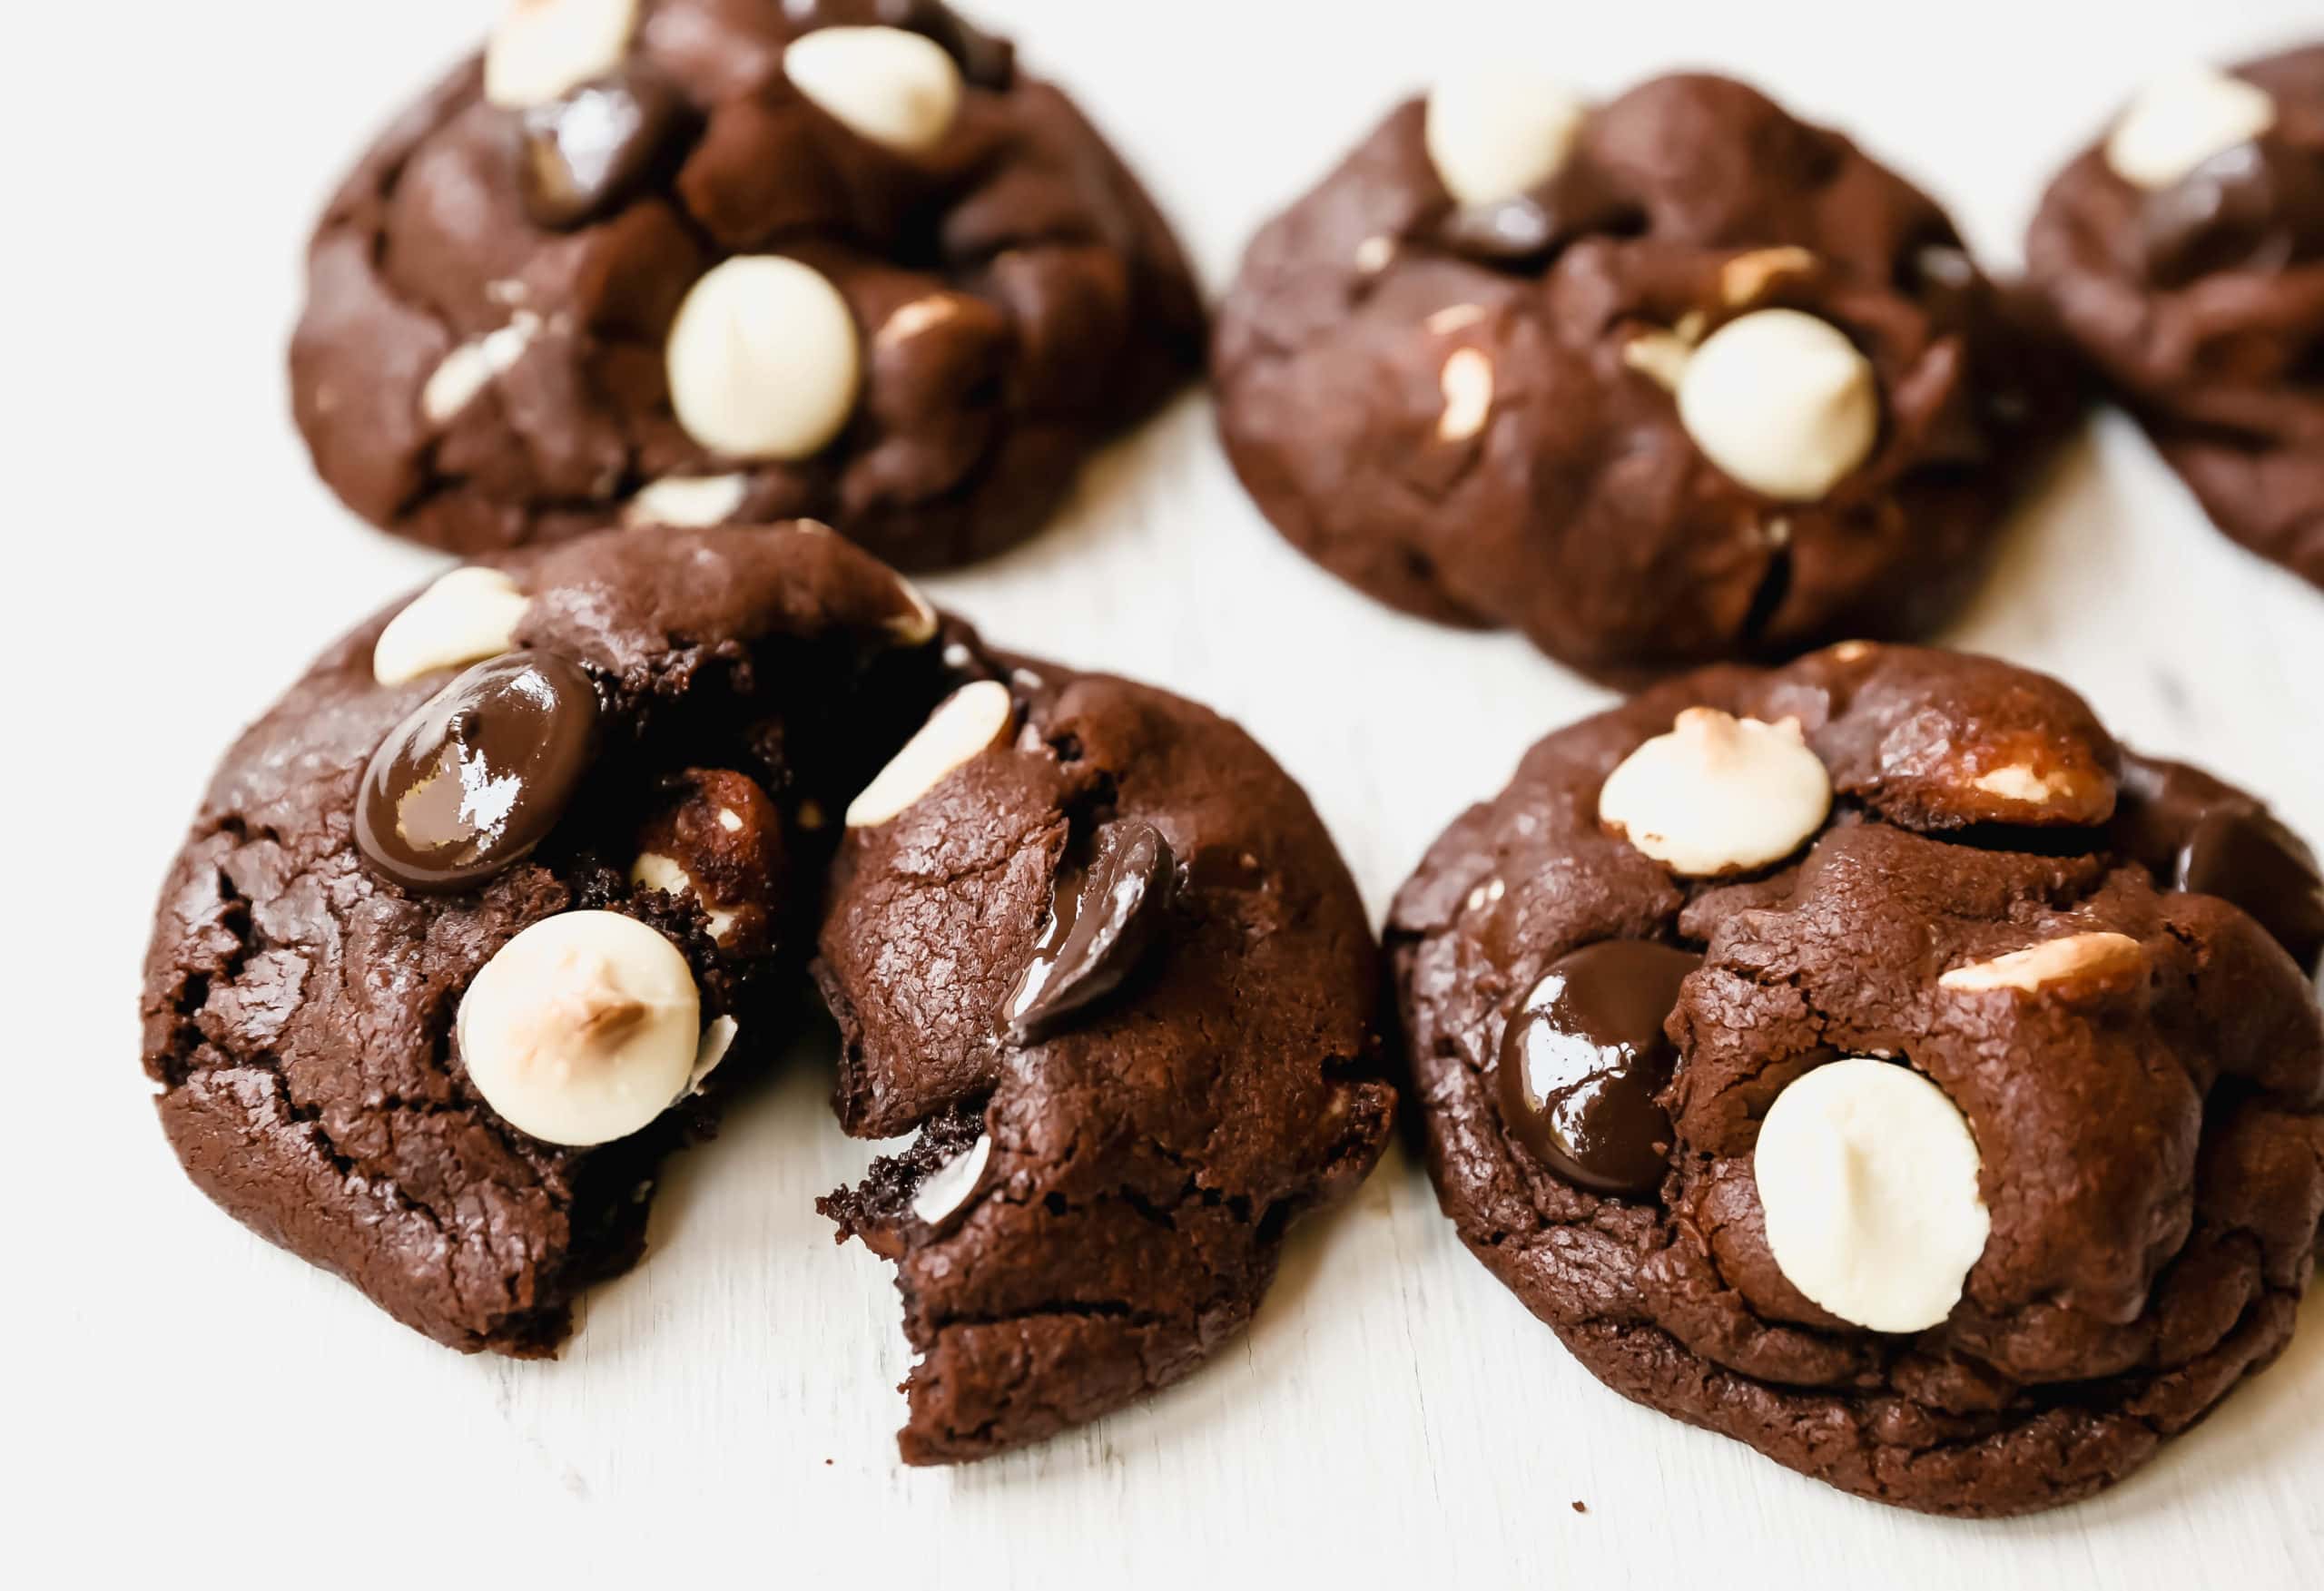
[356,653,597,894]
[1436,164,1643,267]
[518,68,690,231]
[1439,196,1558,262]
[2180,806,2324,977]
[2140,136,2324,289]
[1497,939,1702,1194]
[1006,820,1177,1042]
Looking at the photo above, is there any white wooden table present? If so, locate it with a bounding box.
[22,2,2324,1582]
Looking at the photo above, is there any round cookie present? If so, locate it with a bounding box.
[1214,74,2073,680]
[815,656,1397,1463]
[1390,644,2324,1516]
[291,0,1204,569]
[2027,46,2324,588]
[142,523,942,1352]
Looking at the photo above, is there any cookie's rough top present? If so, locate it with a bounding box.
[141,524,938,1353]
[816,660,1396,1464]
[2028,45,2324,588]
[1215,74,2071,680]
[292,0,1203,569]
[1391,643,2324,1516]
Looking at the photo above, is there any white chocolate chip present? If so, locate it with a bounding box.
[1599,708,1832,877]
[715,809,743,834]
[876,293,963,348]
[1754,1057,1990,1332]
[1677,309,1879,501]
[629,852,738,942]
[783,25,964,155]
[666,257,862,462]
[1438,348,1494,442]
[457,911,702,1146]
[891,575,939,644]
[1719,246,1817,308]
[485,0,640,110]
[1622,329,1694,392]
[688,1014,738,1095]
[1971,763,2074,805]
[2106,66,2278,190]
[845,679,1013,828]
[421,313,543,426]
[1939,932,2144,994]
[910,1133,992,1225]
[1424,302,1487,335]
[1354,234,1397,274]
[1424,70,1589,205]
[371,567,529,685]
[625,473,752,529]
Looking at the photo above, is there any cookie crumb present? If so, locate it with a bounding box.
[1571,1500,1588,1515]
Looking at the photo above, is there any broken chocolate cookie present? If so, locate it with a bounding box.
[814,658,1397,1464]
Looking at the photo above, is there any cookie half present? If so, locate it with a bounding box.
[141,525,950,1352]
[1390,643,2324,1516]
[2027,45,2324,588]
[816,655,1397,1463]
[1215,74,2072,680]
[292,0,1203,568]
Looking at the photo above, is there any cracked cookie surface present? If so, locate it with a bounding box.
[2027,45,2324,589]
[816,655,1397,1463]
[140,524,943,1352]
[1213,74,2073,682]
[291,0,1203,569]
[1390,643,2324,1515]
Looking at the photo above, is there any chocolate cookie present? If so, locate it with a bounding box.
[2027,47,2324,588]
[141,523,941,1351]
[1214,73,2072,680]
[1390,643,2324,1516]
[815,660,1397,1463]
[141,525,1393,1464]
[291,0,1203,569]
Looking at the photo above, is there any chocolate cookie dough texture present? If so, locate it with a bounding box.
[1215,71,2071,680]
[1391,643,2324,1516]
[2028,47,2324,588]
[291,0,1204,569]
[142,525,1392,1463]
[814,663,1396,1463]
[141,525,939,1354]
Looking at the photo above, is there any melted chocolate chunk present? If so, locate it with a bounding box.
[1006,820,1177,1042]
[1496,939,1702,1194]
[2115,753,2324,977]
[356,653,597,894]
[1436,165,1644,267]
[2181,806,2324,977]
[518,68,691,231]
[2140,136,2324,289]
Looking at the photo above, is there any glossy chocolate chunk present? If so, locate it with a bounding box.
[356,653,597,894]
[1436,165,1642,267]
[2140,136,2324,289]
[1006,820,1177,1042]
[518,68,690,231]
[2181,805,2324,977]
[1497,939,1702,1194]
[2115,753,2324,977]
